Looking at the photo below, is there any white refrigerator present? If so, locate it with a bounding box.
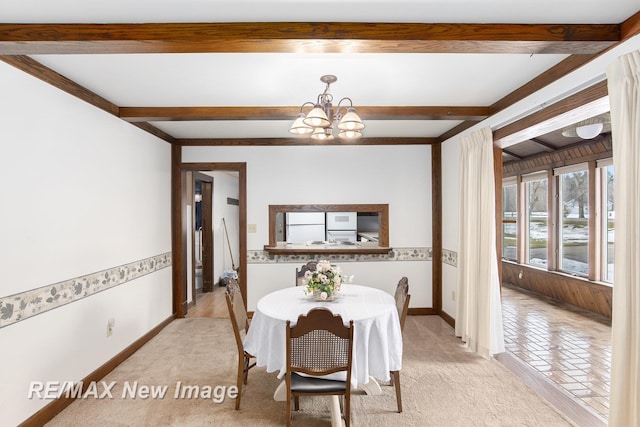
[285,212,326,244]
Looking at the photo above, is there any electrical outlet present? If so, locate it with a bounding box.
[452,291,456,301]
[106,318,115,337]
[247,224,257,233]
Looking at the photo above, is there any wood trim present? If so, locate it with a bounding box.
[120,105,489,122]
[494,144,503,287]
[503,135,612,177]
[409,308,438,316]
[0,55,118,115]
[171,145,187,318]
[178,162,248,310]
[494,80,609,148]
[587,160,597,281]
[0,22,619,55]
[496,352,606,427]
[0,55,176,144]
[19,315,174,427]
[176,137,436,146]
[431,142,443,313]
[489,55,597,116]
[266,203,389,247]
[621,10,640,40]
[439,310,455,328]
[502,261,612,318]
[548,171,559,271]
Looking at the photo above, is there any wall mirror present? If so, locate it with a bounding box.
[265,204,389,254]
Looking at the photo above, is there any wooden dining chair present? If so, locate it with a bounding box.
[285,308,354,426]
[225,278,256,410]
[391,276,410,413]
[295,261,317,286]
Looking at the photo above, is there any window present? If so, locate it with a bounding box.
[503,159,615,284]
[524,173,548,268]
[600,161,615,282]
[556,165,589,276]
[502,179,517,260]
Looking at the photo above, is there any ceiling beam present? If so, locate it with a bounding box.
[119,106,489,122]
[493,80,609,148]
[530,138,559,151]
[502,149,523,160]
[176,137,435,146]
[0,22,619,55]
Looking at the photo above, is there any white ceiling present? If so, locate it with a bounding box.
[3,1,640,143]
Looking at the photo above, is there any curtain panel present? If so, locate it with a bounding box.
[606,50,640,427]
[455,127,505,359]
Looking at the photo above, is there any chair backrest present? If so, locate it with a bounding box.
[225,278,250,348]
[394,277,410,332]
[295,261,318,286]
[286,308,354,378]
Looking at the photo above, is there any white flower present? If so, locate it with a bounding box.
[320,291,328,300]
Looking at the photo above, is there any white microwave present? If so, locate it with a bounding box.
[326,212,357,230]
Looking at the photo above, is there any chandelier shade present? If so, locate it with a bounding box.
[289,113,314,135]
[290,75,364,141]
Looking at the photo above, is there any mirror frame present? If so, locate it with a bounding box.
[266,203,389,252]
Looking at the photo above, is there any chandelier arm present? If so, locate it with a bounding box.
[297,101,316,114]
[334,97,354,121]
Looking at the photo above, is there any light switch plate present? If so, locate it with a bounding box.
[248,224,257,233]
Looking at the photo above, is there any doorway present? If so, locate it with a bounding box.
[192,172,214,305]
[173,162,247,318]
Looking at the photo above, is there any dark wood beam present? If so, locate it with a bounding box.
[0,22,619,55]
[489,54,598,116]
[119,105,489,122]
[621,10,640,40]
[502,149,523,160]
[0,55,119,116]
[494,80,609,148]
[176,137,436,146]
[529,138,558,151]
[437,120,480,143]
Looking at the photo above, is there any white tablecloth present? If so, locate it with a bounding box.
[243,284,403,388]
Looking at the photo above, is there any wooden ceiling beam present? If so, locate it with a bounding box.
[530,138,559,151]
[493,80,609,148]
[119,106,489,122]
[0,22,619,55]
[176,137,435,146]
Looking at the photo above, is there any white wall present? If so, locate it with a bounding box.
[441,137,462,318]
[0,61,172,426]
[183,145,432,309]
[208,171,240,284]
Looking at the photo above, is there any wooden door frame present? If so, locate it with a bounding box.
[192,172,214,299]
[173,161,247,317]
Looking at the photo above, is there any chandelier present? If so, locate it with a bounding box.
[289,75,365,141]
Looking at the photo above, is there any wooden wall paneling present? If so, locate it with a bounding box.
[502,261,612,319]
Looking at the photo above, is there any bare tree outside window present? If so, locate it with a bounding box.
[559,170,589,275]
[527,179,548,267]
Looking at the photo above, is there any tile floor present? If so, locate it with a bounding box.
[501,284,612,422]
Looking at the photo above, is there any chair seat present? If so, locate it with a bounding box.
[291,372,347,393]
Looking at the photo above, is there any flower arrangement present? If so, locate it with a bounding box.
[302,260,349,301]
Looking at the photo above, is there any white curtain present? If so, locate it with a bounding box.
[607,50,640,427]
[455,127,505,359]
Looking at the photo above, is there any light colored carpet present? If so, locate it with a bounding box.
[46,315,575,426]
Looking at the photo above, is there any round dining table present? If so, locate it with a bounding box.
[243,283,403,392]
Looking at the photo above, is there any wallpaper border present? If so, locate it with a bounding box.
[247,247,433,263]
[0,252,172,329]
